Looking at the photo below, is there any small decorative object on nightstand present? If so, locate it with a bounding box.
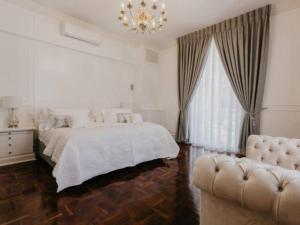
[0,127,35,166]
[1,96,22,128]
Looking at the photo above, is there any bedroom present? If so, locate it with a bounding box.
[0,0,299,224]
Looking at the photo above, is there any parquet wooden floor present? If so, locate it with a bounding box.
[0,145,204,225]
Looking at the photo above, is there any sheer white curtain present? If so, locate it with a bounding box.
[189,39,244,152]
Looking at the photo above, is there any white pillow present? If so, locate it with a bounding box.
[37,109,68,130]
[131,113,143,123]
[44,115,56,130]
[89,109,104,122]
[51,109,89,116]
[67,113,90,128]
[102,111,117,123]
[35,108,51,128]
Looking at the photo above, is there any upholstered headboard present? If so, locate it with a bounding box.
[246,135,300,171]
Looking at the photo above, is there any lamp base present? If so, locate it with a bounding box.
[8,108,19,128]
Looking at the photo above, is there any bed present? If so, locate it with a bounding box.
[38,122,179,192]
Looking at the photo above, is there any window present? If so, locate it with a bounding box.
[189,39,244,152]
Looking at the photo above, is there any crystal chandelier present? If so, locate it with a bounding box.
[118,0,167,34]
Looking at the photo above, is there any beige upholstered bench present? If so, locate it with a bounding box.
[193,135,300,225]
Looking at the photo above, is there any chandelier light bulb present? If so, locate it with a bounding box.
[132,20,136,27]
[151,20,156,28]
[123,15,128,26]
[159,17,163,23]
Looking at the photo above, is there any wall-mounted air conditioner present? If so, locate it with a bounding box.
[61,22,102,46]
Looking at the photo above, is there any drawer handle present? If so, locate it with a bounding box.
[8,144,12,147]
[8,137,12,140]
[8,132,11,135]
[8,151,12,155]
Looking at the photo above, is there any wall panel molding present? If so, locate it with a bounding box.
[262,105,300,112]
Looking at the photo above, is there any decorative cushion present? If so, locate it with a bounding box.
[102,108,131,123]
[55,115,69,128]
[116,113,127,123]
[51,109,90,128]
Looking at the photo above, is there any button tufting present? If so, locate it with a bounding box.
[243,175,248,181]
[278,186,284,192]
[261,157,264,161]
[286,152,290,155]
[269,149,272,152]
[295,164,298,169]
[215,167,220,172]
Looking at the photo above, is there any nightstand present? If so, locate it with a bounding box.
[0,127,35,166]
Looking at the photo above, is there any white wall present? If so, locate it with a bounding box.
[261,7,300,138]
[131,46,178,135]
[132,47,166,127]
[159,46,178,135]
[133,47,163,110]
[0,0,136,127]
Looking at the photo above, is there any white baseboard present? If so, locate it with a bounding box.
[0,153,36,166]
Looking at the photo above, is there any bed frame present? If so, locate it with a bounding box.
[36,140,56,167]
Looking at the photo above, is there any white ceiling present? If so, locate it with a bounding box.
[30,0,299,49]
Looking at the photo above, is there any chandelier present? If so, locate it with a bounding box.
[118,0,167,34]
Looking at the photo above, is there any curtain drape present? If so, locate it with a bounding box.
[213,5,271,153]
[176,28,213,143]
[189,39,244,152]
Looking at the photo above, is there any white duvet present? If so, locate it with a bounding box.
[41,122,179,192]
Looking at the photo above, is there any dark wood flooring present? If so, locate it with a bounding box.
[0,145,205,225]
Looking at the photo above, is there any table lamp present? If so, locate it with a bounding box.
[1,96,22,128]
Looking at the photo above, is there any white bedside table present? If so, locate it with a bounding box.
[0,127,35,166]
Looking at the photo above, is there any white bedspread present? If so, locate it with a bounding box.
[41,122,179,192]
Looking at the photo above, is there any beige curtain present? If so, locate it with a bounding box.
[176,27,213,143]
[213,5,271,153]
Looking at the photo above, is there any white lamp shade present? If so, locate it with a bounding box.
[1,96,22,108]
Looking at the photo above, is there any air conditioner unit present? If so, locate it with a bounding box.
[61,22,102,46]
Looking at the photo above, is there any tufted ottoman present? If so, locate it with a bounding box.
[193,135,300,225]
